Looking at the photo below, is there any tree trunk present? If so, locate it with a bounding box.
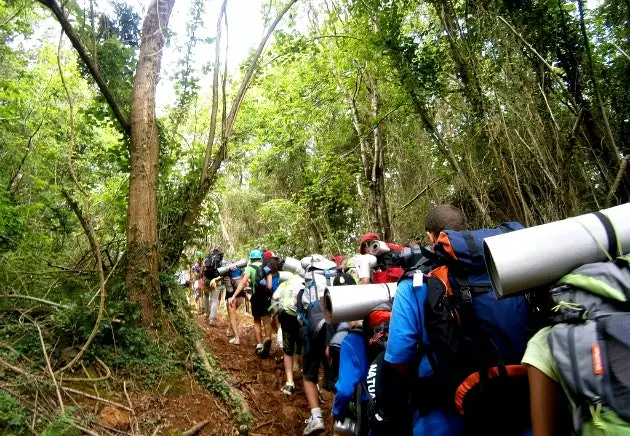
[368,75,392,240]
[126,0,175,328]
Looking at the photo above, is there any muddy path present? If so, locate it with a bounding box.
[196,311,334,436]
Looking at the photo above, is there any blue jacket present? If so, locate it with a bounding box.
[332,331,369,419]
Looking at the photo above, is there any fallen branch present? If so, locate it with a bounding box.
[0,357,30,376]
[60,357,111,383]
[182,420,210,436]
[60,386,133,412]
[35,321,64,414]
[0,294,68,309]
[253,420,273,431]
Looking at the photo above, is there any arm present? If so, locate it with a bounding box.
[266,273,273,291]
[231,273,250,300]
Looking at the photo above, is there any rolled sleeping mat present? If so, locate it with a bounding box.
[323,283,398,324]
[278,270,294,283]
[368,240,390,256]
[484,202,630,298]
[217,259,247,276]
[301,254,327,269]
[282,257,306,278]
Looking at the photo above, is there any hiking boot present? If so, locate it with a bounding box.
[281,383,295,396]
[255,343,263,356]
[229,338,240,345]
[303,416,325,435]
[260,338,272,358]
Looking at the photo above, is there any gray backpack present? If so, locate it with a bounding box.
[548,254,630,434]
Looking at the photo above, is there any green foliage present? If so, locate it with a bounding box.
[0,392,29,435]
[41,409,81,436]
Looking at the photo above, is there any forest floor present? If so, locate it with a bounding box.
[127,308,333,435]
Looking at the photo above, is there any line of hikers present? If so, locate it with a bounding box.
[183,204,630,436]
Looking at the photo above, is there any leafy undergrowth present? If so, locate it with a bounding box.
[0,283,252,435]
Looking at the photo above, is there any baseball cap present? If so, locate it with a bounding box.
[249,249,263,259]
[360,232,381,254]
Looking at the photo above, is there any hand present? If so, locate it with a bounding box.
[228,297,234,307]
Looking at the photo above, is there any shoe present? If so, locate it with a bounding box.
[255,344,263,355]
[281,383,295,396]
[260,338,272,358]
[226,328,233,337]
[303,416,325,435]
[229,338,240,345]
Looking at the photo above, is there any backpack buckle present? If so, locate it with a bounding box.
[460,287,472,303]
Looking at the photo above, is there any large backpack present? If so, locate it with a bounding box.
[418,223,532,435]
[203,249,223,280]
[548,254,630,435]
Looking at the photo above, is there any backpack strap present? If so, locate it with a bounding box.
[461,231,483,265]
[594,211,620,257]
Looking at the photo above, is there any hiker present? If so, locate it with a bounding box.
[272,273,304,396]
[202,246,224,323]
[523,255,630,436]
[296,257,338,435]
[191,256,203,313]
[225,260,243,340]
[379,204,531,435]
[229,250,273,356]
[333,303,392,436]
[358,232,405,284]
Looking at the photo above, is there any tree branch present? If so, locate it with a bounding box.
[393,175,452,218]
[0,294,68,309]
[34,321,64,414]
[37,0,130,135]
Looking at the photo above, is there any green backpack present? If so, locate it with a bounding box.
[548,254,630,435]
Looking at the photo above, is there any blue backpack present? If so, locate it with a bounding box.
[418,223,532,435]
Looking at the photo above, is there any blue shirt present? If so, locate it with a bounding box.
[384,278,465,436]
[333,332,369,419]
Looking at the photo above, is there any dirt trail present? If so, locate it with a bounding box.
[196,311,334,435]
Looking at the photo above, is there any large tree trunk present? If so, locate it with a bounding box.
[126,0,175,328]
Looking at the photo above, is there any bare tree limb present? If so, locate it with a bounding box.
[60,357,112,383]
[200,0,228,183]
[0,357,31,376]
[210,0,299,175]
[0,294,68,309]
[61,386,133,412]
[34,322,65,413]
[182,420,210,436]
[606,155,629,207]
[393,175,451,218]
[36,0,130,135]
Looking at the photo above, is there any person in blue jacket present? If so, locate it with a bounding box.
[332,304,392,430]
[383,274,466,435]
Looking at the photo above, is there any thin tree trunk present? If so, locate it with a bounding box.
[160,0,297,268]
[126,0,175,328]
[368,75,392,240]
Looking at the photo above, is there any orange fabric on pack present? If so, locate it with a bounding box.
[437,232,458,260]
[454,364,528,415]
